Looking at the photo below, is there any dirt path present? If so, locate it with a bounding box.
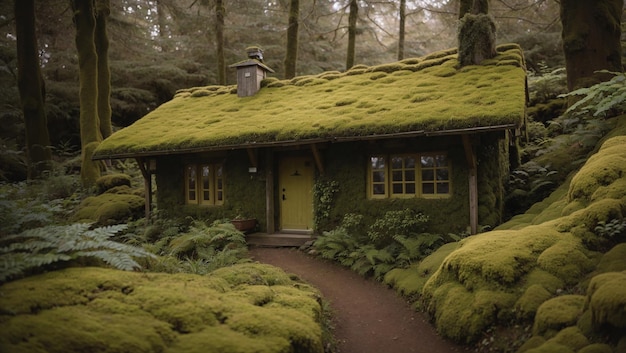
[249,247,464,353]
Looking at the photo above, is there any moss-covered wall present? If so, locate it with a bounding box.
[476,131,510,228]
[155,151,266,228]
[317,137,472,234]
[154,133,509,235]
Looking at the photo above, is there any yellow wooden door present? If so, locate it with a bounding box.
[279,156,314,231]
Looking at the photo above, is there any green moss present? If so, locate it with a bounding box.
[429,226,560,290]
[95,173,132,194]
[515,284,552,320]
[536,235,595,285]
[533,295,585,338]
[209,263,294,286]
[168,325,288,353]
[524,268,565,294]
[567,136,626,204]
[517,336,546,353]
[595,244,626,273]
[546,326,589,351]
[384,242,459,298]
[0,265,325,353]
[426,282,516,343]
[524,341,574,353]
[72,192,145,224]
[93,45,526,159]
[585,271,626,329]
[577,343,613,353]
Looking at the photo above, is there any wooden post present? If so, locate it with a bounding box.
[136,158,152,222]
[310,144,324,175]
[462,135,478,235]
[265,149,275,234]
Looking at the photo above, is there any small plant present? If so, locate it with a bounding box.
[162,220,249,273]
[594,219,626,240]
[560,70,626,119]
[367,208,429,247]
[313,179,340,229]
[0,223,156,283]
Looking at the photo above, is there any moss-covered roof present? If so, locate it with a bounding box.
[94,44,527,159]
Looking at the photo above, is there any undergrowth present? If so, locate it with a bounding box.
[314,209,456,280]
[0,223,155,283]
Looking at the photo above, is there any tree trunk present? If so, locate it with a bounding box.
[72,0,103,187]
[156,0,169,52]
[459,0,489,18]
[397,0,405,61]
[15,0,52,179]
[216,0,225,85]
[284,0,299,79]
[96,0,112,140]
[346,0,358,69]
[560,0,623,92]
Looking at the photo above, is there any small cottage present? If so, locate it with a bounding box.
[93,44,527,236]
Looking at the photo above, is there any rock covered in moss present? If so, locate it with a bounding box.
[515,284,552,320]
[95,173,132,194]
[73,193,144,225]
[0,265,324,353]
[533,295,585,338]
[585,271,626,330]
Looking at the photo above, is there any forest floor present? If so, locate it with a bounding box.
[249,247,466,353]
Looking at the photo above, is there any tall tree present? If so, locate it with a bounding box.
[215,0,226,84]
[560,0,623,92]
[72,0,103,187]
[96,0,112,140]
[14,0,52,179]
[397,0,405,60]
[346,0,358,69]
[284,0,299,79]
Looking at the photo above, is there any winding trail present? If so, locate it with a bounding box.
[249,247,464,353]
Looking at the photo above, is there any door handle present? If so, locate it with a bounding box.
[282,194,286,201]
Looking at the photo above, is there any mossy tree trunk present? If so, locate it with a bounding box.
[346,0,358,70]
[72,0,103,187]
[457,0,495,67]
[96,0,112,140]
[560,0,623,92]
[459,0,489,18]
[284,0,299,79]
[215,0,225,85]
[397,0,405,61]
[15,0,52,179]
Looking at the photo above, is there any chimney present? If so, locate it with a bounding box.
[229,46,275,97]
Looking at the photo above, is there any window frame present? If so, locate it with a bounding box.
[367,152,451,200]
[185,163,224,206]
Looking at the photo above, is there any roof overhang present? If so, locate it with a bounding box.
[92,123,518,160]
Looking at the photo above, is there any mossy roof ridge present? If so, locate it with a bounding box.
[94,44,526,159]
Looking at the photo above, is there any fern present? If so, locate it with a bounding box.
[560,70,626,118]
[0,223,156,283]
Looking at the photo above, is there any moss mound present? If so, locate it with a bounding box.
[73,191,145,225]
[411,118,626,349]
[95,173,132,194]
[0,265,324,353]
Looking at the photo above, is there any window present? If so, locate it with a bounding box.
[185,164,224,205]
[368,153,450,199]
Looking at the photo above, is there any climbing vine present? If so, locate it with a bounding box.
[312,179,339,229]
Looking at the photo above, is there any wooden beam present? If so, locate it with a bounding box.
[135,158,152,222]
[247,148,258,167]
[265,150,275,234]
[310,144,325,175]
[462,135,478,235]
